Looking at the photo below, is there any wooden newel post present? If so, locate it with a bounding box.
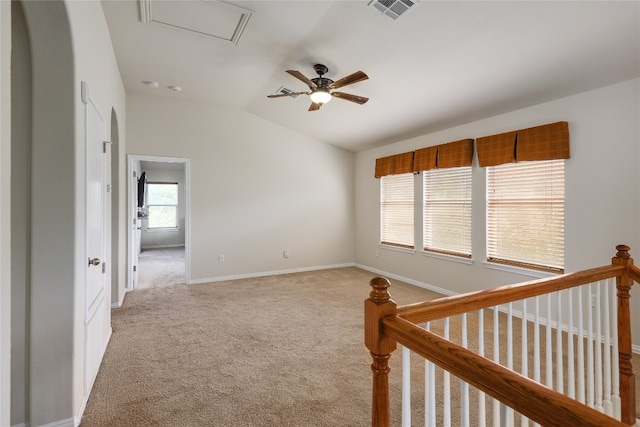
[612,244,636,425]
[364,277,397,427]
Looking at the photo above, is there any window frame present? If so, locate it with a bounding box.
[146,181,179,230]
[486,159,565,274]
[379,172,415,250]
[423,165,472,259]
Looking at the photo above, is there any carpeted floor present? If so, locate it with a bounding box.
[137,247,185,289]
[81,267,640,426]
[82,268,442,426]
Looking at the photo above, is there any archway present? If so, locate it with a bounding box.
[16,1,76,425]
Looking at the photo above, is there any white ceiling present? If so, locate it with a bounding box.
[101,0,640,152]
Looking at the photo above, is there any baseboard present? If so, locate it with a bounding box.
[37,418,74,427]
[354,263,457,297]
[141,244,185,250]
[11,423,27,427]
[188,263,356,284]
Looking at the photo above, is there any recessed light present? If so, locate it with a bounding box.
[168,85,182,92]
[143,80,159,88]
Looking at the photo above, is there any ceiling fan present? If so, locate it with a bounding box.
[268,64,369,111]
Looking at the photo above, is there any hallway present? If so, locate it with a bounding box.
[137,247,185,289]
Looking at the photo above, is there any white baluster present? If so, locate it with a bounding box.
[478,310,486,427]
[595,281,604,412]
[521,299,529,426]
[506,303,514,425]
[556,291,564,394]
[546,294,553,388]
[425,322,436,427]
[611,281,621,418]
[532,297,542,427]
[567,288,575,399]
[402,345,411,427]
[444,317,451,426]
[603,279,613,415]
[577,286,585,404]
[493,306,500,427]
[587,282,595,408]
[461,313,469,427]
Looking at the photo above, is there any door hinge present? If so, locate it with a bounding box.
[103,140,112,153]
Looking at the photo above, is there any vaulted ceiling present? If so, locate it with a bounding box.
[101,0,640,152]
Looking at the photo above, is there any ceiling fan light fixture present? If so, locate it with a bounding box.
[309,89,332,104]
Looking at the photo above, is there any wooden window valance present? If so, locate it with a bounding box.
[413,138,474,172]
[477,121,569,167]
[375,151,415,178]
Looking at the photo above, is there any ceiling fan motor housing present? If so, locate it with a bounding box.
[311,64,333,89]
[314,63,329,76]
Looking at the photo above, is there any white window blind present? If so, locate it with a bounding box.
[380,173,414,248]
[486,159,565,273]
[423,166,472,257]
[147,182,179,229]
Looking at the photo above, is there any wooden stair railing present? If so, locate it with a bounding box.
[365,244,637,426]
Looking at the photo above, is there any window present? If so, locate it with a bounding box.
[423,166,472,257]
[147,182,179,229]
[486,159,565,273]
[380,173,414,248]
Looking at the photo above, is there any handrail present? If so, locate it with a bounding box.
[397,264,624,324]
[382,315,627,427]
[365,245,637,426]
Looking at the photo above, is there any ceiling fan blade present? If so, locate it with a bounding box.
[328,71,368,90]
[331,91,369,105]
[308,102,321,112]
[286,70,318,89]
[267,91,309,99]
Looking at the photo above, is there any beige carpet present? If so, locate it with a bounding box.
[82,267,640,426]
[82,268,443,426]
[137,247,185,289]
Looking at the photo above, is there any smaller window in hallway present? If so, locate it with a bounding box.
[147,182,178,229]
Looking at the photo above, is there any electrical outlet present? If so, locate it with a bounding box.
[283,250,289,258]
[375,250,379,257]
[218,255,224,263]
[591,293,597,307]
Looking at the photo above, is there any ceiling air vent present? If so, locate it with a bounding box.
[275,86,299,99]
[368,0,416,21]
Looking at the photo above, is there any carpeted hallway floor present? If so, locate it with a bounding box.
[137,247,185,289]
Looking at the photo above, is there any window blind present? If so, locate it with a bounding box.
[380,173,414,248]
[424,167,472,257]
[486,159,565,273]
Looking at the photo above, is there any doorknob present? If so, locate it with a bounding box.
[88,257,101,266]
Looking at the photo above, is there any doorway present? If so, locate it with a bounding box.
[127,155,190,292]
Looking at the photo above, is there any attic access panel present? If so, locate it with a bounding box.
[139,0,252,45]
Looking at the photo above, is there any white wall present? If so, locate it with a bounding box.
[7,1,126,425]
[355,78,640,344]
[140,167,186,249]
[0,1,11,425]
[127,93,355,282]
[66,1,127,421]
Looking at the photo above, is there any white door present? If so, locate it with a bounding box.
[84,83,108,394]
[131,167,141,290]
